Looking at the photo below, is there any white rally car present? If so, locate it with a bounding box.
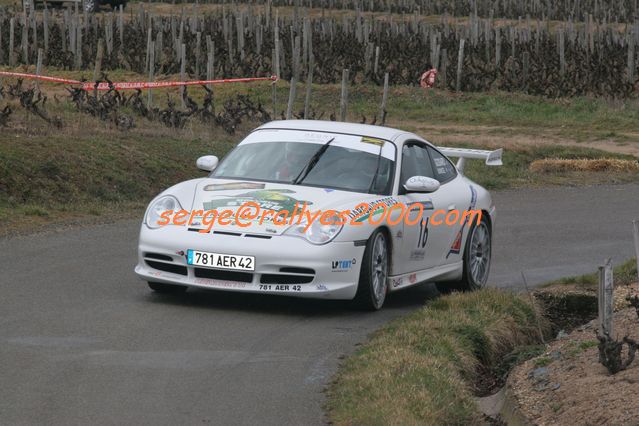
[135,120,502,310]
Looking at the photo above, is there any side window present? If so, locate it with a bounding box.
[428,146,457,183]
[399,143,435,193]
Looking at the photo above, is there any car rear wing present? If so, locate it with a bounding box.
[436,147,503,173]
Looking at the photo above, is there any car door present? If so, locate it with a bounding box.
[426,145,473,266]
[396,142,440,274]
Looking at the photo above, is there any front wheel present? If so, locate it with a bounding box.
[148,281,188,294]
[353,229,389,310]
[436,216,491,294]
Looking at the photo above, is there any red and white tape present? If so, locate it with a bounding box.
[0,71,278,90]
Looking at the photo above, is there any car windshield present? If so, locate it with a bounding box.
[212,141,395,194]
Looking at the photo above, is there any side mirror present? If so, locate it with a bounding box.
[196,155,219,172]
[403,176,440,193]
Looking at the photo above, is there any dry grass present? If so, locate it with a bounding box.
[540,258,638,290]
[529,158,639,173]
[326,289,547,425]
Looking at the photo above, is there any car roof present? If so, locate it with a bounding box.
[256,120,412,142]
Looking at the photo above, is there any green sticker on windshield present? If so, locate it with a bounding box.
[361,137,385,146]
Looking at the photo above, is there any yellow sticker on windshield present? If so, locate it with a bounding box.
[361,137,385,146]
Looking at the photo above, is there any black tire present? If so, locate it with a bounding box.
[148,281,188,294]
[353,229,390,310]
[436,215,491,294]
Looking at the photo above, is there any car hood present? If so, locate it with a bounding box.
[179,178,382,235]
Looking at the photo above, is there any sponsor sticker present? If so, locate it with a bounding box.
[348,197,399,221]
[204,182,266,191]
[408,200,434,211]
[204,189,311,212]
[410,249,426,261]
[316,284,329,291]
[361,136,385,146]
[392,277,403,288]
[194,278,248,289]
[409,273,417,284]
[302,132,334,142]
[448,231,463,254]
[332,259,356,271]
[446,185,478,258]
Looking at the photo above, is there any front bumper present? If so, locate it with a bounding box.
[135,224,366,299]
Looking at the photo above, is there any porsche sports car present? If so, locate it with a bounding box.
[135,120,502,310]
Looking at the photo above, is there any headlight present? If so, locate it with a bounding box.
[284,213,343,245]
[145,195,182,229]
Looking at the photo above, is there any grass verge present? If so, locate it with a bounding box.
[529,158,639,173]
[540,258,637,290]
[0,113,241,236]
[326,288,547,425]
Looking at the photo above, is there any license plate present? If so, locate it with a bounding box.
[187,249,255,271]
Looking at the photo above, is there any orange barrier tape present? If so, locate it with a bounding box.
[0,71,278,90]
[80,76,278,90]
[0,71,81,85]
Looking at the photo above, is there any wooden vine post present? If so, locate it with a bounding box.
[633,220,639,281]
[598,258,614,338]
[339,68,349,121]
[379,72,389,125]
[456,38,465,92]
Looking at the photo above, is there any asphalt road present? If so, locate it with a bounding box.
[1,184,638,425]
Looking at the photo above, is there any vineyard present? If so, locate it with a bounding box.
[152,0,639,23]
[0,0,637,99]
[0,76,278,132]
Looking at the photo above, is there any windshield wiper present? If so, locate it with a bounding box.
[292,137,335,185]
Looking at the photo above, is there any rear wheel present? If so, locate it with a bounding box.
[148,281,188,294]
[436,216,491,294]
[353,229,389,310]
